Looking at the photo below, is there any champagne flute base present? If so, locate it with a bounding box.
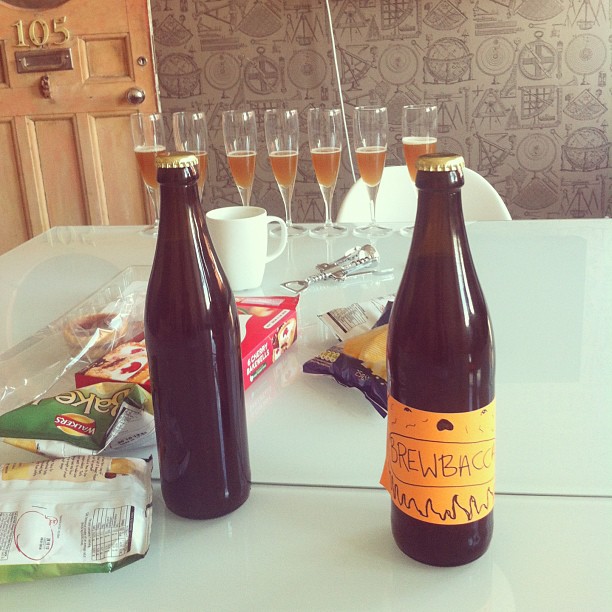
[353,223,393,238]
[399,224,415,236]
[272,223,307,237]
[140,219,159,237]
[286,223,308,237]
[309,224,348,239]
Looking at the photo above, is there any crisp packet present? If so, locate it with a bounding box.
[303,302,393,417]
[0,455,152,583]
[0,382,155,458]
[318,295,394,340]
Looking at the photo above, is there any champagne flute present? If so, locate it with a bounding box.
[264,108,306,237]
[173,111,209,202]
[403,104,438,181]
[401,104,437,234]
[130,112,167,235]
[307,107,347,238]
[222,110,257,206]
[353,105,392,237]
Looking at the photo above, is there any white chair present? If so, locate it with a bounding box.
[337,165,512,224]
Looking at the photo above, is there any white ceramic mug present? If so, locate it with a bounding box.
[205,206,288,291]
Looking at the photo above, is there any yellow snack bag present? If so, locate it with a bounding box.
[304,322,390,417]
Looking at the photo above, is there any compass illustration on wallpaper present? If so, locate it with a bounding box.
[377,44,418,87]
[565,34,607,86]
[286,50,327,99]
[204,53,241,99]
[244,48,279,96]
[518,35,556,80]
[516,134,557,173]
[476,37,516,85]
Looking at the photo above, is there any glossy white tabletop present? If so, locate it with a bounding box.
[1,484,610,610]
[1,221,611,608]
[1,221,611,498]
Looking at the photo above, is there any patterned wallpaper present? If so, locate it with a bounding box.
[151,0,612,221]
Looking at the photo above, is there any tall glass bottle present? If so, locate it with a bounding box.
[145,152,250,519]
[381,153,495,566]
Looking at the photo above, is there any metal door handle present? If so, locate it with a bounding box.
[126,87,146,104]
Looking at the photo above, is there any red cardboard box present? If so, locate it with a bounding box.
[75,296,299,391]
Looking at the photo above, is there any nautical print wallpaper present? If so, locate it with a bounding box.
[151,0,612,221]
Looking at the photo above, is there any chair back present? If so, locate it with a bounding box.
[337,165,511,224]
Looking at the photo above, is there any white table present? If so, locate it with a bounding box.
[3,221,610,496]
[0,220,611,609]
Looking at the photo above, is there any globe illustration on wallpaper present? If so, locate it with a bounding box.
[562,128,610,172]
[424,38,472,84]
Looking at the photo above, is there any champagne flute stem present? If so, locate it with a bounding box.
[318,183,335,226]
[237,185,252,206]
[366,183,380,225]
[146,184,161,223]
[278,184,295,225]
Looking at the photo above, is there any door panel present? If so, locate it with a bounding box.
[83,35,132,80]
[95,114,147,226]
[0,120,30,250]
[35,116,88,226]
[0,0,158,255]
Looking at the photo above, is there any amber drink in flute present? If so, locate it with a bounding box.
[307,107,347,238]
[173,111,209,201]
[403,138,437,182]
[265,109,305,236]
[135,146,165,189]
[131,112,167,235]
[227,152,256,188]
[401,104,437,234]
[353,106,391,237]
[269,151,297,187]
[222,110,257,206]
[402,104,438,182]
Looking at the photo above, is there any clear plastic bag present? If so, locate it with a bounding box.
[0,267,149,416]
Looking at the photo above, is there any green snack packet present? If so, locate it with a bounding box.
[0,455,153,583]
[0,383,154,454]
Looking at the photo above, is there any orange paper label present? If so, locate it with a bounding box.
[380,396,495,525]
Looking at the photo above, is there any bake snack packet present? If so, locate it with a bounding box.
[0,455,153,583]
[0,382,155,458]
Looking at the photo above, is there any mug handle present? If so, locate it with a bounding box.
[265,216,288,263]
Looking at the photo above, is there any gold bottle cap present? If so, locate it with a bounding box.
[416,153,465,172]
[156,152,198,169]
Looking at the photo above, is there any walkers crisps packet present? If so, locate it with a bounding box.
[0,383,155,458]
[0,455,152,583]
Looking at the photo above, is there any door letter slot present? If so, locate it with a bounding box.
[16,48,73,73]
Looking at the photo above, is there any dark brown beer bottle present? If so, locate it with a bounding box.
[381,153,495,566]
[145,152,250,519]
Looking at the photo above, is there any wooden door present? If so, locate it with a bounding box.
[0,0,159,255]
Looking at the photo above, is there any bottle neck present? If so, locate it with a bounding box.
[411,179,468,257]
[157,180,202,237]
